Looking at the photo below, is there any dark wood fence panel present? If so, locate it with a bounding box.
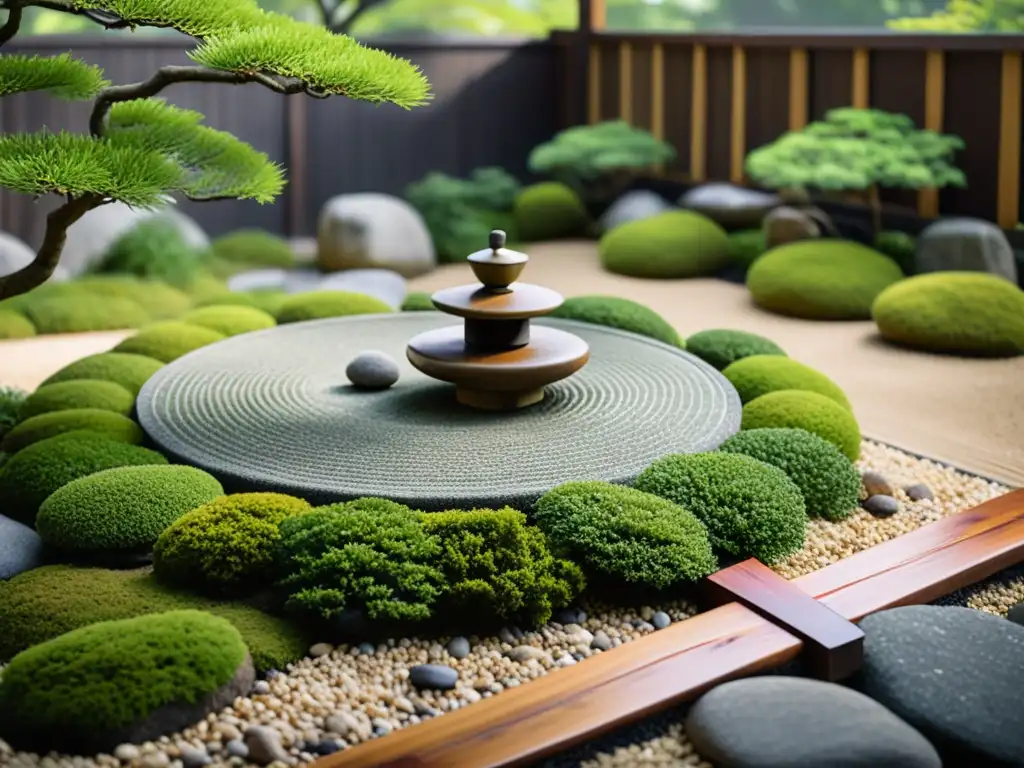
[661,44,694,178]
[705,46,734,183]
[744,47,790,158]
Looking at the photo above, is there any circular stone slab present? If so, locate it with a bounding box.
[136,314,741,510]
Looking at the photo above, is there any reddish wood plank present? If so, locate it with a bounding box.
[318,604,801,768]
[702,559,863,681]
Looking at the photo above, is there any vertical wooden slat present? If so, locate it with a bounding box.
[286,96,308,237]
[919,50,945,219]
[730,45,747,184]
[590,0,606,30]
[619,42,633,123]
[651,43,665,172]
[588,43,601,125]
[691,44,708,182]
[997,51,1022,229]
[788,47,808,130]
[851,48,870,108]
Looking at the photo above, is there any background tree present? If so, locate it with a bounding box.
[888,0,1024,31]
[0,0,430,300]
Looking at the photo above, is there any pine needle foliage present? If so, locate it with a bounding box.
[0,53,108,99]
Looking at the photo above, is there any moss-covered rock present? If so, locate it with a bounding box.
[599,210,730,279]
[36,465,223,558]
[154,493,311,596]
[72,277,194,321]
[722,355,851,409]
[871,271,1024,357]
[550,295,683,346]
[401,292,436,312]
[685,328,786,371]
[0,310,35,339]
[0,565,306,670]
[0,610,250,753]
[718,427,860,521]
[194,290,288,316]
[180,305,277,337]
[0,432,168,528]
[274,290,393,324]
[1,409,143,455]
[727,229,767,268]
[18,380,135,421]
[19,295,150,334]
[534,480,717,589]
[209,229,295,268]
[635,452,806,563]
[114,321,226,363]
[513,182,589,242]
[741,389,862,461]
[40,352,164,396]
[746,239,904,320]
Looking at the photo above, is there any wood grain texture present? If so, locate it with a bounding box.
[997,51,1021,229]
[690,44,707,181]
[702,559,864,682]
[851,48,870,108]
[730,46,747,184]
[919,50,945,218]
[587,43,601,124]
[788,47,808,130]
[618,42,633,123]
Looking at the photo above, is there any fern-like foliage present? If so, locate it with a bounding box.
[0,53,108,99]
[67,0,267,37]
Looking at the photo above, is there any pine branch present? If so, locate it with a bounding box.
[0,5,22,46]
[19,0,168,29]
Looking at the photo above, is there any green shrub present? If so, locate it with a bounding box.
[0,386,26,441]
[40,352,164,396]
[0,311,35,339]
[513,182,589,242]
[685,328,786,371]
[19,380,135,421]
[209,229,295,268]
[89,219,208,289]
[277,498,445,623]
[154,493,311,596]
[0,565,306,670]
[746,239,905,320]
[635,452,806,563]
[718,428,860,521]
[872,271,1024,357]
[874,230,916,274]
[180,305,276,337]
[0,610,245,753]
[534,481,717,589]
[550,295,683,347]
[741,389,862,461]
[727,229,767,268]
[722,355,851,409]
[422,507,585,627]
[114,321,226,363]
[1,409,143,455]
[19,295,150,334]
[599,211,730,279]
[0,432,168,528]
[71,276,193,321]
[274,290,392,324]
[401,292,436,311]
[194,289,289,316]
[36,465,223,556]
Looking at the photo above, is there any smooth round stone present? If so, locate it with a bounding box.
[1008,601,1024,627]
[446,636,471,659]
[224,739,248,758]
[651,611,671,629]
[863,494,900,517]
[859,605,1024,765]
[686,676,941,768]
[409,663,458,691]
[345,350,400,389]
[0,514,46,581]
[904,483,934,502]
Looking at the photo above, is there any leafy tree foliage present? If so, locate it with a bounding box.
[889,0,1024,32]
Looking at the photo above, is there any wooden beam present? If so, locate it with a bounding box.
[589,0,606,30]
[788,47,808,130]
[918,50,945,219]
[587,43,601,125]
[730,45,747,184]
[997,51,1022,229]
[851,47,870,108]
[651,43,665,171]
[690,44,707,182]
[618,42,632,123]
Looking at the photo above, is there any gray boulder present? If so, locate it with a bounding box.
[915,217,1017,283]
[599,190,673,232]
[679,182,781,229]
[0,231,34,278]
[0,514,46,581]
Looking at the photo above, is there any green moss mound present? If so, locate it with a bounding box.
[550,295,683,347]
[19,380,135,421]
[1,409,143,455]
[154,493,311,597]
[193,289,288,316]
[72,277,194,321]
[685,328,786,371]
[0,310,35,339]
[36,465,223,556]
[401,292,436,312]
[0,610,246,753]
[535,481,717,589]
[274,290,393,324]
[0,432,168,528]
[19,295,150,334]
[513,182,589,242]
[599,210,730,279]
[0,386,27,441]
[0,565,305,671]
[742,389,862,461]
[180,305,276,337]
[422,507,585,627]
[723,355,851,409]
[114,321,225,363]
[209,229,295,268]
[40,352,164,395]
[635,452,806,563]
[727,229,767,268]
[718,428,860,521]
[746,239,905,320]
[871,271,1024,357]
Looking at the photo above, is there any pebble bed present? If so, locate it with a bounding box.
[0,440,1013,768]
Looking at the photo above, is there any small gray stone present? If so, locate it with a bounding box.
[1008,601,1024,627]
[679,182,781,228]
[0,514,46,581]
[357,641,376,656]
[179,746,211,768]
[507,645,549,663]
[498,626,517,644]
[599,190,673,232]
[372,718,393,736]
[591,630,612,651]
[863,494,900,517]
[140,754,169,768]
[308,642,333,658]
[252,680,271,695]
[345,350,399,389]
[412,697,441,717]
[651,611,671,630]
[225,739,249,758]
[325,711,369,740]
[861,470,895,497]
[916,216,1017,283]
[904,483,933,502]
[409,663,458,690]
[114,744,141,761]
[556,653,577,667]
[243,725,291,766]
[446,636,471,659]
[553,607,584,625]
[634,620,655,632]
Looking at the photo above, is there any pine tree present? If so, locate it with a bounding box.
[0,0,431,300]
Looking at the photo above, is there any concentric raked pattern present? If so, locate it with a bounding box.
[136,314,741,510]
